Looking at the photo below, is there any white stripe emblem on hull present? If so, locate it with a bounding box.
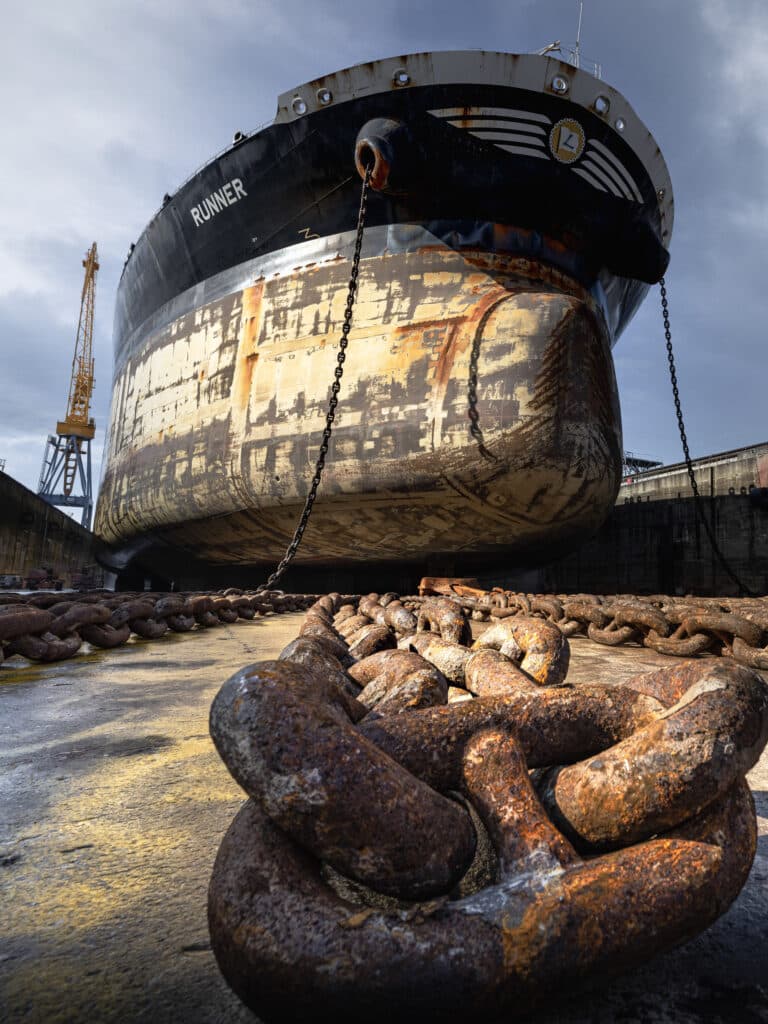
[447,119,546,136]
[572,167,608,193]
[582,151,633,199]
[429,107,644,204]
[430,106,551,124]
[579,159,626,198]
[588,139,642,201]
[430,106,551,159]
[497,145,550,160]
[470,131,547,146]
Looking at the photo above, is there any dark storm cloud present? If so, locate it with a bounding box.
[1,0,766,494]
[612,0,768,464]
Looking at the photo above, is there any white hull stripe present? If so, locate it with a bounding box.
[583,151,634,200]
[572,167,608,193]
[588,139,642,202]
[469,130,548,148]
[497,144,550,160]
[430,106,551,124]
[429,109,645,204]
[447,118,546,136]
[579,158,627,199]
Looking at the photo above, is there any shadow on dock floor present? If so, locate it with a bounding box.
[1,619,766,1023]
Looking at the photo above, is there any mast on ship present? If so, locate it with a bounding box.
[573,0,583,68]
[537,2,601,78]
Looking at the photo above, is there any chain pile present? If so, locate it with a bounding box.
[415,584,768,671]
[0,590,322,667]
[208,591,768,1022]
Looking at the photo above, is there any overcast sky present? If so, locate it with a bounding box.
[1,0,765,509]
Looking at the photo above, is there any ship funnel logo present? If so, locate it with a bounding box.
[549,118,585,163]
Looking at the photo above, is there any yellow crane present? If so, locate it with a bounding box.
[38,243,98,528]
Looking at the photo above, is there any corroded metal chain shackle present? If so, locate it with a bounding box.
[208,591,768,1022]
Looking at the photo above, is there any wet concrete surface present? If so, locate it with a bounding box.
[1,616,766,1023]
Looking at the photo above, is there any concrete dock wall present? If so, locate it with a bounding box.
[0,471,97,586]
[483,493,768,597]
[619,442,768,503]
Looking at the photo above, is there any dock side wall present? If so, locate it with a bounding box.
[479,494,768,597]
[618,443,768,502]
[0,472,96,586]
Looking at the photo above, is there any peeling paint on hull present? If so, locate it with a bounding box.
[95,50,675,579]
[96,244,621,568]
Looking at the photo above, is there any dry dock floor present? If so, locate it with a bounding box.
[1,613,767,1023]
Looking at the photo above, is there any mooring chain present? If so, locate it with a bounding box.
[4,581,766,671]
[467,294,513,462]
[256,166,372,593]
[418,585,768,671]
[207,591,768,1022]
[0,589,323,666]
[660,279,756,597]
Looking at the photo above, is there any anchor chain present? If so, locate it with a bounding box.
[0,589,323,666]
[660,278,756,597]
[208,591,768,1022]
[467,294,512,462]
[4,581,766,668]
[417,582,768,670]
[256,166,372,593]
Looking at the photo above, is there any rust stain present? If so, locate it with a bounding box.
[233,281,265,414]
[457,105,473,130]
[96,246,623,565]
[393,317,452,338]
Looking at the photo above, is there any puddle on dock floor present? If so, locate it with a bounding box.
[0,617,766,1023]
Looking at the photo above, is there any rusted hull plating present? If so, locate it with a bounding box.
[96,246,621,567]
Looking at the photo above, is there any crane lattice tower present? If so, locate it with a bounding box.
[38,243,98,529]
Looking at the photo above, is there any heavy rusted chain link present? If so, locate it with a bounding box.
[255,166,371,593]
[416,582,768,671]
[208,590,768,1022]
[0,590,326,667]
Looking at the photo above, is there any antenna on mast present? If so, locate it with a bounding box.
[535,2,601,80]
[574,1,583,69]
